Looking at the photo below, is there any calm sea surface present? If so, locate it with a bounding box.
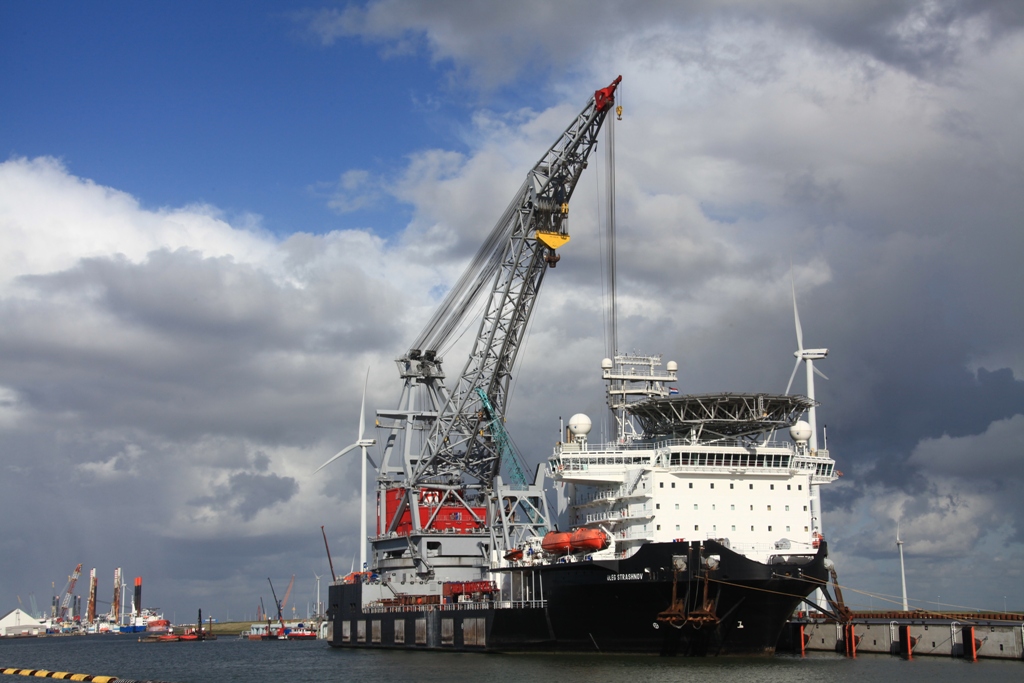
[1,636,1020,683]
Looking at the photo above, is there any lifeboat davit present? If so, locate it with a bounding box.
[540,531,572,555]
[570,527,609,552]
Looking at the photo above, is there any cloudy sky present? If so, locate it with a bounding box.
[2,0,1022,622]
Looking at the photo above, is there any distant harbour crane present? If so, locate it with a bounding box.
[58,563,83,621]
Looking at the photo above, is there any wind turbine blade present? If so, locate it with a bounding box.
[314,443,359,473]
[785,357,801,395]
[813,366,829,381]
[791,278,804,352]
[358,367,369,441]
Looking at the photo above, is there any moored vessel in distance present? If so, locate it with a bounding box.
[322,75,840,655]
[246,621,320,640]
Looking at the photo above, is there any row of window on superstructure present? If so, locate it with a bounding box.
[665,452,791,468]
[655,502,808,512]
[658,481,804,490]
[654,523,810,533]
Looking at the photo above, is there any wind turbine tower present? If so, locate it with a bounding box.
[316,369,377,572]
[897,523,909,611]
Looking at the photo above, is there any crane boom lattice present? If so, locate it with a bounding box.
[408,77,622,489]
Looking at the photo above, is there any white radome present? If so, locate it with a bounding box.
[666,361,678,372]
[789,420,812,443]
[601,358,613,370]
[568,413,592,436]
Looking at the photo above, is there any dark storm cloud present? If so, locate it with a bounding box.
[790,0,1024,77]
[192,471,299,522]
[306,0,1024,85]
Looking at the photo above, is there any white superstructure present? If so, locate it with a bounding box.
[549,354,839,564]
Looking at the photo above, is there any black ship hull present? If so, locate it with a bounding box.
[327,540,829,655]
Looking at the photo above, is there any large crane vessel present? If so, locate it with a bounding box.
[323,77,839,655]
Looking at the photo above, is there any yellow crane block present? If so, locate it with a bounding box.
[535,231,570,250]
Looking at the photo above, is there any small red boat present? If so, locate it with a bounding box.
[540,531,572,555]
[570,527,609,552]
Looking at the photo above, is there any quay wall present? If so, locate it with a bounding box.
[791,618,1024,661]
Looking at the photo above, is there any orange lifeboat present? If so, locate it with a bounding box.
[504,548,524,561]
[541,531,572,555]
[570,527,609,553]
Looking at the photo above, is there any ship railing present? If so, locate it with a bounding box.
[585,507,652,524]
[362,600,547,614]
[553,440,822,459]
[584,510,623,523]
[493,600,547,610]
[590,486,650,503]
[653,437,799,451]
[571,492,614,508]
[551,454,656,473]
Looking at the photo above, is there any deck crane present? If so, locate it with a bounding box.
[367,76,622,576]
[58,563,82,621]
[268,578,287,638]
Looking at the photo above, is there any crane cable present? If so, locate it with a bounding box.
[605,108,618,364]
[599,103,619,442]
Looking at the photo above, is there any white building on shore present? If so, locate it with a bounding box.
[0,608,46,637]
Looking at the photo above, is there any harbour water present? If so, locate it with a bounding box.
[1,636,1020,683]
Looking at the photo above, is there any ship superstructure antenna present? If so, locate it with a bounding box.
[316,368,376,570]
[897,522,909,611]
[603,354,677,443]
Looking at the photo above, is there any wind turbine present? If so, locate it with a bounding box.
[785,279,829,452]
[896,522,909,611]
[785,279,830,613]
[315,369,376,572]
